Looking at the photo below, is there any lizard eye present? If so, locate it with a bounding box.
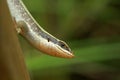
[58,40,72,52]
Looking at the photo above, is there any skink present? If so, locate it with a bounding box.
[6,0,74,58]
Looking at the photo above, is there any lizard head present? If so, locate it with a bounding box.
[37,37,74,58]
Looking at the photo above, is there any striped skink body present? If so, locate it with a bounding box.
[6,0,74,58]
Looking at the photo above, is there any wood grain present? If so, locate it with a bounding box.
[0,0,30,80]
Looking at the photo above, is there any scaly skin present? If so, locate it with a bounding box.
[7,0,74,58]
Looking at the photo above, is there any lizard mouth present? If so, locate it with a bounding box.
[55,45,74,58]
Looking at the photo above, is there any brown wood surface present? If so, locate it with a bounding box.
[0,0,30,80]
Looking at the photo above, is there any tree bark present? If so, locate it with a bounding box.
[0,0,30,80]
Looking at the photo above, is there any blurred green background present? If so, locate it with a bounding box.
[20,0,120,80]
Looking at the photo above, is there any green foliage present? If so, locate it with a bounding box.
[25,38,120,70]
[22,38,120,80]
[21,0,120,80]
[23,0,120,39]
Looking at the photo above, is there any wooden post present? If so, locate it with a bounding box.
[0,0,30,80]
